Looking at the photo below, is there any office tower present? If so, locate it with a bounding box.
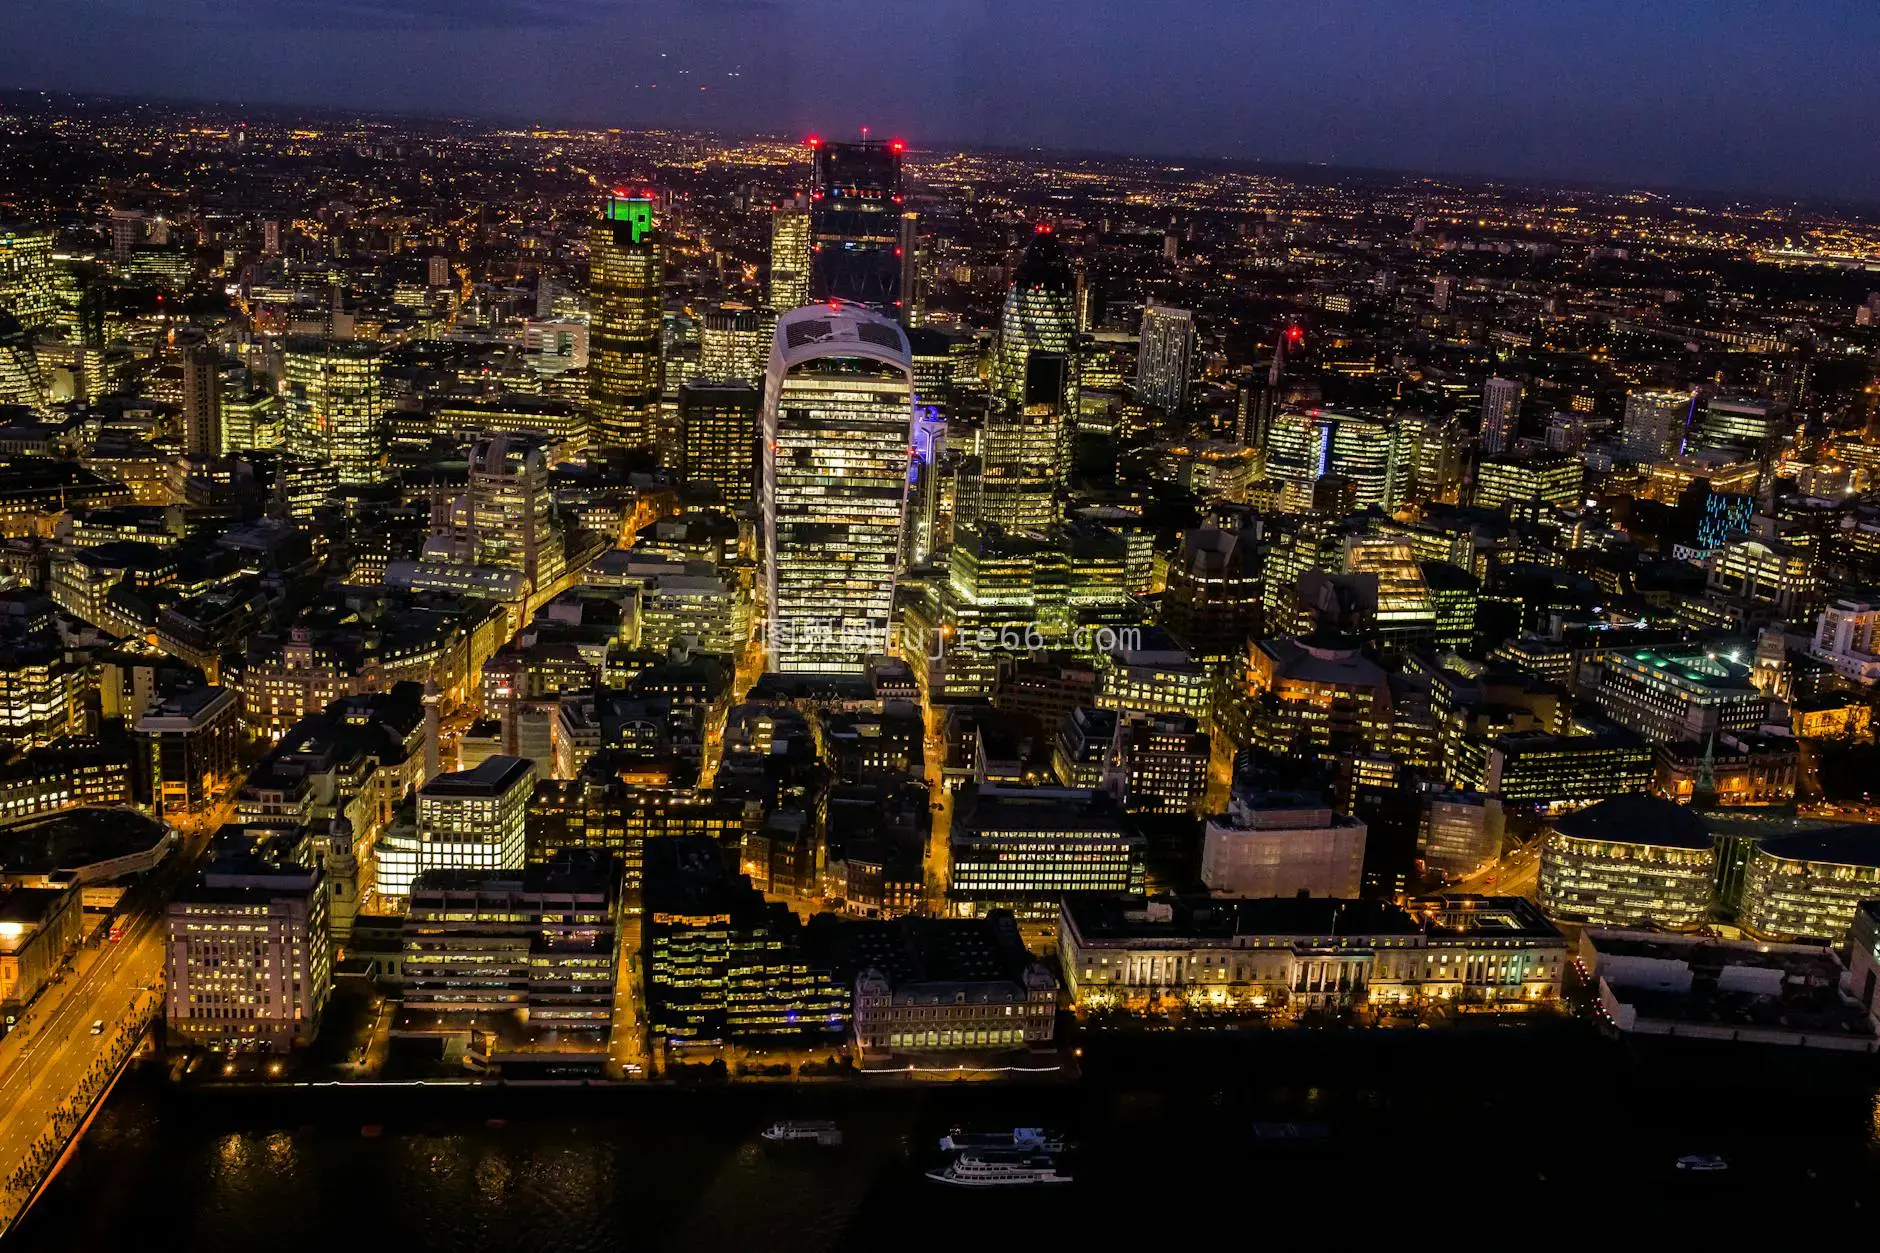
[979,352,1070,531]
[283,336,386,485]
[0,223,55,332]
[1135,302,1194,411]
[1479,376,1522,453]
[220,385,280,454]
[136,687,242,820]
[427,254,450,287]
[401,851,618,1028]
[588,193,665,451]
[1322,411,1413,510]
[763,302,915,674]
[1473,454,1583,510]
[997,225,1078,410]
[1621,389,1693,462]
[1431,274,1454,311]
[698,306,769,385]
[0,313,45,410]
[807,137,905,316]
[464,433,566,595]
[165,833,332,1054]
[180,335,223,457]
[766,191,811,313]
[677,380,760,508]
[1539,795,1715,929]
[260,218,281,256]
[522,318,589,371]
[948,784,1143,914]
[899,211,925,326]
[641,837,848,1047]
[1689,394,1789,461]
[376,756,536,899]
[109,208,142,261]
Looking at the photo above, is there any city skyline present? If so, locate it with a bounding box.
[2,0,1879,204]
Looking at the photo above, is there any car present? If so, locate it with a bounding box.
[90,1020,105,1035]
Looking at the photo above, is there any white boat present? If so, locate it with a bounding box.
[926,1150,1071,1187]
[938,1127,1066,1153]
[1676,1154,1728,1172]
[761,1120,842,1146]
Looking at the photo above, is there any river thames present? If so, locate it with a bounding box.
[13,1028,1877,1248]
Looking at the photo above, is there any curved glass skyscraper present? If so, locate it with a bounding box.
[997,226,1078,410]
[762,302,915,674]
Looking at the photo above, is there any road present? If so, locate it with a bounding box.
[922,707,954,916]
[1452,839,1542,899]
[0,794,229,1227]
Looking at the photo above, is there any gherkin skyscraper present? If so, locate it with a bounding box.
[996,225,1078,411]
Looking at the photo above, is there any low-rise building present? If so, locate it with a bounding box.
[164,832,331,1053]
[1738,828,1880,942]
[1538,794,1716,930]
[1582,928,1876,1052]
[1202,789,1367,900]
[1059,894,1565,1016]
[948,784,1143,918]
[137,685,242,820]
[0,885,82,1015]
[401,851,619,1029]
[839,912,1057,1063]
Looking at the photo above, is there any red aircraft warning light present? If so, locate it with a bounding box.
[1287,324,1305,344]
[890,139,906,154]
[806,135,823,149]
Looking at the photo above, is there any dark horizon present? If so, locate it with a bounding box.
[1,0,1876,204]
[6,85,1875,220]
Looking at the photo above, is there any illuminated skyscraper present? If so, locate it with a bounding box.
[376,756,535,900]
[220,385,281,454]
[997,225,1077,410]
[1480,376,1522,454]
[0,312,45,410]
[808,137,906,317]
[283,336,385,485]
[588,193,665,451]
[463,434,566,596]
[1323,412,1412,511]
[763,302,915,674]
[699,306,770,386]
[180,335,223,457]
[899,211,925,327]
[678,380,761,508]
[981,353,1070,531]
[766,191,811,313]
[0,223,55,332]
[1135,302,1194,411]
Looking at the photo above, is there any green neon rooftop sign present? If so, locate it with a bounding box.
[606,197,654,241]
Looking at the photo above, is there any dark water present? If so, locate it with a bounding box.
[14,1027,1878,1248]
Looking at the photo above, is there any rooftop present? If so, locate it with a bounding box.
[1551,793,1713,849]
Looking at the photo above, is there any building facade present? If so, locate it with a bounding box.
[762,302,915,674]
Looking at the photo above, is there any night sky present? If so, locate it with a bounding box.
[2,0,1875,201]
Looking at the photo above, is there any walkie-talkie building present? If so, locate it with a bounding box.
[588,193,665,451]
[763,302,915,674]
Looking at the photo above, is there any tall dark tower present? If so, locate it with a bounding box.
[808,136,905,317]
[588,192,665,452]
